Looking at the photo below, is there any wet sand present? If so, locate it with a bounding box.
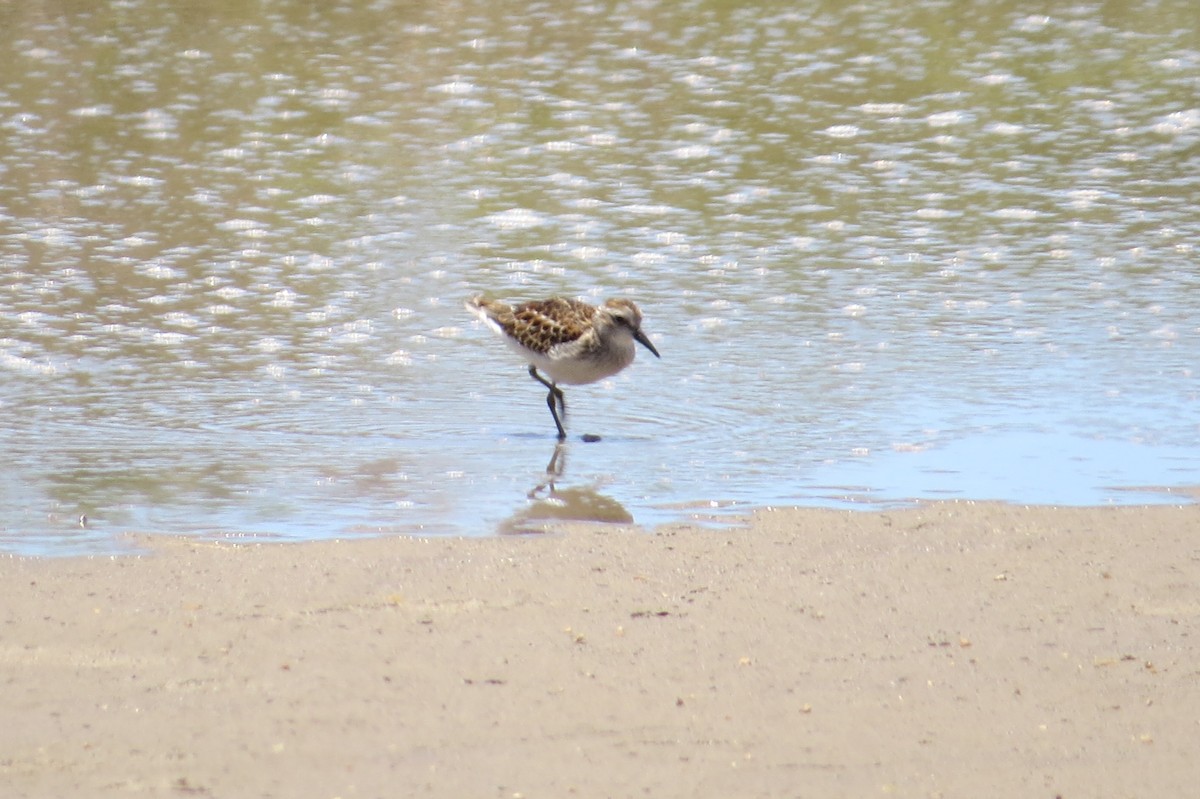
[3,502,1198,797]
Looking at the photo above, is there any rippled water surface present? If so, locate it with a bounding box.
[2,0,1198,554]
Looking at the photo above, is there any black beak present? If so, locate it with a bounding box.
[634,328,660,358]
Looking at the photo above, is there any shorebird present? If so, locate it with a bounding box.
[466,296,660,440]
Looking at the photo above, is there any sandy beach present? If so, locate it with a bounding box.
[3,502,1198,798]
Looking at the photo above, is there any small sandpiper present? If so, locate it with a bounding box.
[466,295,660,440]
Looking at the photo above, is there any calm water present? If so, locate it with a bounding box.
[2,0,1198,555]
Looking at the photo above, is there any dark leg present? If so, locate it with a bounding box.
[529,366,567,439]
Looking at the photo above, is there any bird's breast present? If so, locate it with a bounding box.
[543,335,636,385]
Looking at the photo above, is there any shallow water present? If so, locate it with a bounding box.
[2,0,1198,554]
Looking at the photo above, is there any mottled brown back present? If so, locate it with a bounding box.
[499,298,596,355]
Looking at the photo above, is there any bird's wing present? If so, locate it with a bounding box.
[507,298,595,355]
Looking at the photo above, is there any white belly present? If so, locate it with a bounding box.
[507,335,637,386]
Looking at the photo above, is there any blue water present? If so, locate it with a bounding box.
[1,0,1198,555]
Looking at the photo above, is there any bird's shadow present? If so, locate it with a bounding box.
[505,431,637,444]
[498,441,633,534]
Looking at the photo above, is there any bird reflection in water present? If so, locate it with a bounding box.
[499,442,633,535]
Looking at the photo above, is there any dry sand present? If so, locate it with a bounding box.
[2,502,1198,798]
